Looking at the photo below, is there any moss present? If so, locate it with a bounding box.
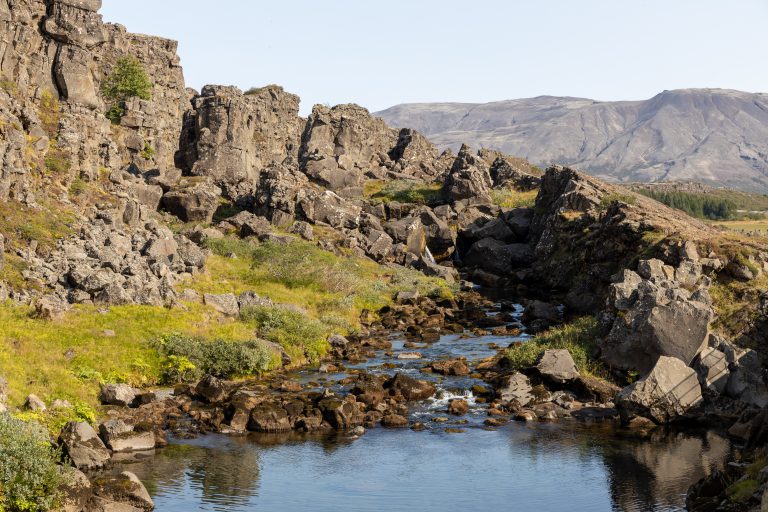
[726,478,759,502]
[506,317,607,377]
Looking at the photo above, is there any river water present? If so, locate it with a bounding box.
[114,303,732,511]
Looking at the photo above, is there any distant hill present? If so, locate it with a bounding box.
[376,89,768,192]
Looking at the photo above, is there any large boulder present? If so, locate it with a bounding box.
[383,373,436,401]
[90,471,154,511]
[99,383,136,407]
[98,420,155,453]
[617,356,703,424]
[599,261,713,374]
[535,349,579,384]
[463,238,534,275]
[58,422,111,470]
[195,375,229,403]
[162,178,222,223]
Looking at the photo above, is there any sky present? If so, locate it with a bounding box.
[100,0,768,116]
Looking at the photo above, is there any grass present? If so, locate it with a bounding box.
[364,180,443,205]
[0,302,257,411]
[0,200,76,257]
[599,192,637,210]
[709,273,768,342]
[506,317,607,378]
[188,236,454,330]
[709,218,768,235]
[491,188,538,208]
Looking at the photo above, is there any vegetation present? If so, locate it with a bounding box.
[0,414,65,512]
[491,188,538,208]
[0,200,75,257]
[101,57,152,124]
[155,333,277,383]
[67,178,87,198]
[38,90,60,138]
[364,180,443,205]
[709,273,768,342]
[636,189,737,220]
[139,143,155,160]
[599,193,637,210]
[240,305,329,363]
[506,317,606,377]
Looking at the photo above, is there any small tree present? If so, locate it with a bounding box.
[101,56,152,124]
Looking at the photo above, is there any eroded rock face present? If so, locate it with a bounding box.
[177,85,302,200]
[617,356,703,424]
[300,104,397,196]
[599,260,713,374]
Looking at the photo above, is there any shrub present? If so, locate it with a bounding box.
[101,57,152,124]
[38,90,60,138]
[139,143,155,160]
[68,178,87,198]
[506,317,606,377]
[239,305,329,363]
[155,333,274,382]
[0,414,65,512]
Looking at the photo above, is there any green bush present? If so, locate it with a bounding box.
[155,334,274,383]
[367,180,443,205]
[239,305,329,363]
[139,143,155,160]
[506,317,605,377]
[101,57,152,124]
[68,178,87,198]
[0,414,65,512]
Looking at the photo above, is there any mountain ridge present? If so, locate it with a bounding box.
[376,88,768,192]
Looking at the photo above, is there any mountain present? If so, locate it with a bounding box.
[376,89,768,192]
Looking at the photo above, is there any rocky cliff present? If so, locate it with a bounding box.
[376,89,768,192]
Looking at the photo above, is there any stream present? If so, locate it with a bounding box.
[114,302,733,511]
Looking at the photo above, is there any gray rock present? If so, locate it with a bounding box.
[162,178,222,223]
[617,356,703,424]
[99,420,155,453]
[195,374,229,403]
[91,471,154,511]
[24,394,46,411]
[59,422,111,470]
[498,372,534,406]
[288,221,314,240]
[203,293,240,316]
[99,383,136,407]
[536,349,579,383]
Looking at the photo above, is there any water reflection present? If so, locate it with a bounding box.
[113,424,731,512]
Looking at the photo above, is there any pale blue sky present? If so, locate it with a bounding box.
[100,0,768,115]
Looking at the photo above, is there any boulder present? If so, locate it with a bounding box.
[57,468,92,512]
[497,372,534,406]
[384,373,436,401]
[463,238,534,275]
[429,358,470,376]
[600,269,713,373]
[24,394,46,411]
[162,178,222,223]
[195,375,229,403]
[99,383,136,407]
[58,422,111,470]
[535,349,579,383]
[91,471,154,511]
[318,397,365,430]
[248,402,292,432]
[447,398,469,416]
[381,414,409,428]
[617,356,703,424]
[203,293,240,316]
[98,420,155,453]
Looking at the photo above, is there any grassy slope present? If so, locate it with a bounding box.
[0,234,452,414]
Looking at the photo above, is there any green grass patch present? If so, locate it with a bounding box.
[491,188,538,208]
[506,317,606,377]
[0,302,256,409]
[0,200,76,256]
[365,179,443,205]
[726,478,759,502]
[240,305,329,364]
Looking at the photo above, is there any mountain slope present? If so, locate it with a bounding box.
[376,89,768,192]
